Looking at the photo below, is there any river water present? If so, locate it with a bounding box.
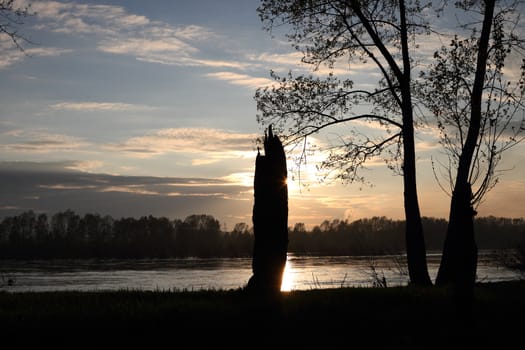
[0,251,521,292]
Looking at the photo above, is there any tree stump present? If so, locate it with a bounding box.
[247,126,288,294]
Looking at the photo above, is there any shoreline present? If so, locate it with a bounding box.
[1,251,520,293]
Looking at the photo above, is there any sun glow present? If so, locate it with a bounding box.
[280,255,294,292]
[284,137,329,195]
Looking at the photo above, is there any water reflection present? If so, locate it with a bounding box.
[0,252,521,293]
[280,258,294,292]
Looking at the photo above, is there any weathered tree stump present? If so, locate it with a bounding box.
[247,126,288,294]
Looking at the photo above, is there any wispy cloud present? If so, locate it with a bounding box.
[2,129,88,153]
[0,36,72,69]
[50,101,157,112]
[221,172,254,188]
[134,53,248,69]
[27,1,149,35]
[98,37,197,56]
[173,25,217,41]
[206,72,274,89]
[106,128,257,158]
[97,23,247,69]
[64,160,104,173]
[249,52,304,68]
[8,1,311,83]
[26,1,242,69]
[25,47,73,57]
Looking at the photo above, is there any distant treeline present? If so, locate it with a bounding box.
[0,210,524,259]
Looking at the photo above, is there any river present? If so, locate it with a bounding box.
[0,251,521,292]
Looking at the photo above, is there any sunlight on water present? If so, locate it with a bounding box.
[281,256,294,292]
[0,252,521,293]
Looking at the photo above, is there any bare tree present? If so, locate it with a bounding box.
[255,0,433,285]
[0,0,32,51]
[418,0,525,309]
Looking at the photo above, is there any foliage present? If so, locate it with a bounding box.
[1,210,524,259]
[417,1,525,207]
[0,211,251,259]
[255,0,436,183]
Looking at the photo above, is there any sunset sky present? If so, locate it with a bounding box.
[1,0,524,230]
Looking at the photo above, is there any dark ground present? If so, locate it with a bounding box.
[1,280,523,348]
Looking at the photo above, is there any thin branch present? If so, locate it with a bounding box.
[283,113,403,145]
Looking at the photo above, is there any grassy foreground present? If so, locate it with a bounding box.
[1,280,524,347]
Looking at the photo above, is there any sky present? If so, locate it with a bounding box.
[0,0,524,230]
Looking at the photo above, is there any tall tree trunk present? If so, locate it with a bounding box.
[399,0,432,286]
[436,184,478,315]
[401,94,432,286]
[436,0,495,312]
[402,113,432,286]
[247,126,289,294]
[353,0,432,285]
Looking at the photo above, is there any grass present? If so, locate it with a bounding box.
[1,280,524,347]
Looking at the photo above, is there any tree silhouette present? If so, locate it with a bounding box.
[418,0,525,308]
[247,126,289,293]
[1,210,524,259]
[255,0,433,285]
